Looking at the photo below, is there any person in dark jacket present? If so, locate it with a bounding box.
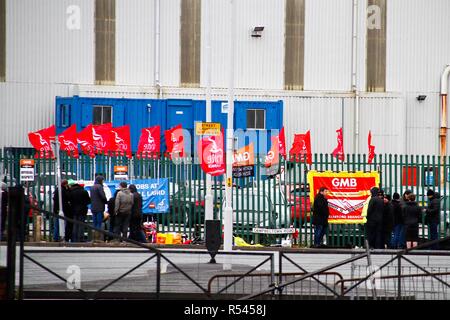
[53,179,72,242]
[128,184,146,243]
[366,187,385,249]
[113,181,134,242]
[312,187,329,247]
[107,189,120,242]
[382,193,394,248]
[0,182,8,241]
[69,181,91,242]
[390,192,405,248]
[90,175,108,242]
[402,193,422,248]
[425,189,440,250]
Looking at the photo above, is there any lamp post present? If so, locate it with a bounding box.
[204,0,213,222]
[223,0,236,252]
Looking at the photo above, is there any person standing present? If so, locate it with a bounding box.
[312,187,329,248]
[391,192,405,249]
[90,175,108,242]
[113,181,134,242]
[53,180,72,242]
[69,180,91,242]
[402,193,422,248]
[0,182,8,241]
[425,189,440,250]
[128,184,146,243]
[366,187,384,249]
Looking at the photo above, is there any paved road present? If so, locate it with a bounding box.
[1,244,450,299]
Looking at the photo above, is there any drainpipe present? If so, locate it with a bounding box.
[154,0,161,98]
[440,65,450,184]
[351,0,360,154]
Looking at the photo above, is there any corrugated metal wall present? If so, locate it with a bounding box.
[200,0,284,89]
[116,0,154,85]
[387,0,450,92]
[7,0,94,84]
[304,0,353,91]
[159,0,180,87]
[0,83,70,147]
[1,0,450,156]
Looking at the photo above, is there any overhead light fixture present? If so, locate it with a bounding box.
[251,26,264,38]
[417,95,427,101]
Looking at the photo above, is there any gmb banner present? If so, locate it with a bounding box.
[86,178,170,214]
[307,171,380,224]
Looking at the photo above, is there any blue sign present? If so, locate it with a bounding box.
[85,179,169,214]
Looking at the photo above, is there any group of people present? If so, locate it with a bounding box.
[53,175,147,243]
[312,186,441,249]
[366,187,441,249]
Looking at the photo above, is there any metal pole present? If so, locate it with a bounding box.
[6,186,21,299]
[397,255,402,299]
[204,0,214,222]
[224,0,236,253]
[54,140,65,240]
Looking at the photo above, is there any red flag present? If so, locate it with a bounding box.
[332,127,344,161]
[137,126,161,159]
[28,125,56,158]
[111,125,132,158]
[368,131,375,164]
[289,130,312,165]
[77,124,95,158]
[165,124,185,159]
[58,124,79,158]
[92,123,114,154]
[265,135,280,168]
[198,132,225,176]
[279,127,286,158]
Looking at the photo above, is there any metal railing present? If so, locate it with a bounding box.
[2,149,450,247]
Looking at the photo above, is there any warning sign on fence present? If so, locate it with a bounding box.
[20,159,35,182]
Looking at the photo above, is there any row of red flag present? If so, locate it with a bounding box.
[28,124,377,168]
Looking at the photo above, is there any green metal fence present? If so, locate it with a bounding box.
[1,149,449,247]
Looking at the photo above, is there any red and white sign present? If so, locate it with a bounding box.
[198,132,225,176]
[137,126,161,158]
[77,124,95,158]
[165,124,185,159]
[92,123,114,154]
[307,171,380,224]
[58,124,79,158]
[28,125,56,158]
[111,125,132,158]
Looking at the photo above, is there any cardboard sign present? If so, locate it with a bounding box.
[114,166,128,180]
[20,159,35,182]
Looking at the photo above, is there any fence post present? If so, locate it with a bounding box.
[397,254,401,300]
[6,186,24,300]
[156,252,161,299]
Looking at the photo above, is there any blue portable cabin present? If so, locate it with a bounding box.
[55,96,283,155]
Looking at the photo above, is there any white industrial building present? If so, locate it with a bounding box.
[1,0,450,156]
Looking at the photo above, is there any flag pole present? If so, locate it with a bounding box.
[53,139,65,240]
[224,0,236,254]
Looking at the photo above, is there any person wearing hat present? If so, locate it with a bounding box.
[90,175,108,243]
[52,179,72,242]
[69,180,91,242]
[366,187,384,249]
[113,181,134,242]
[391,192,405,249]
[425,189,440,249]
